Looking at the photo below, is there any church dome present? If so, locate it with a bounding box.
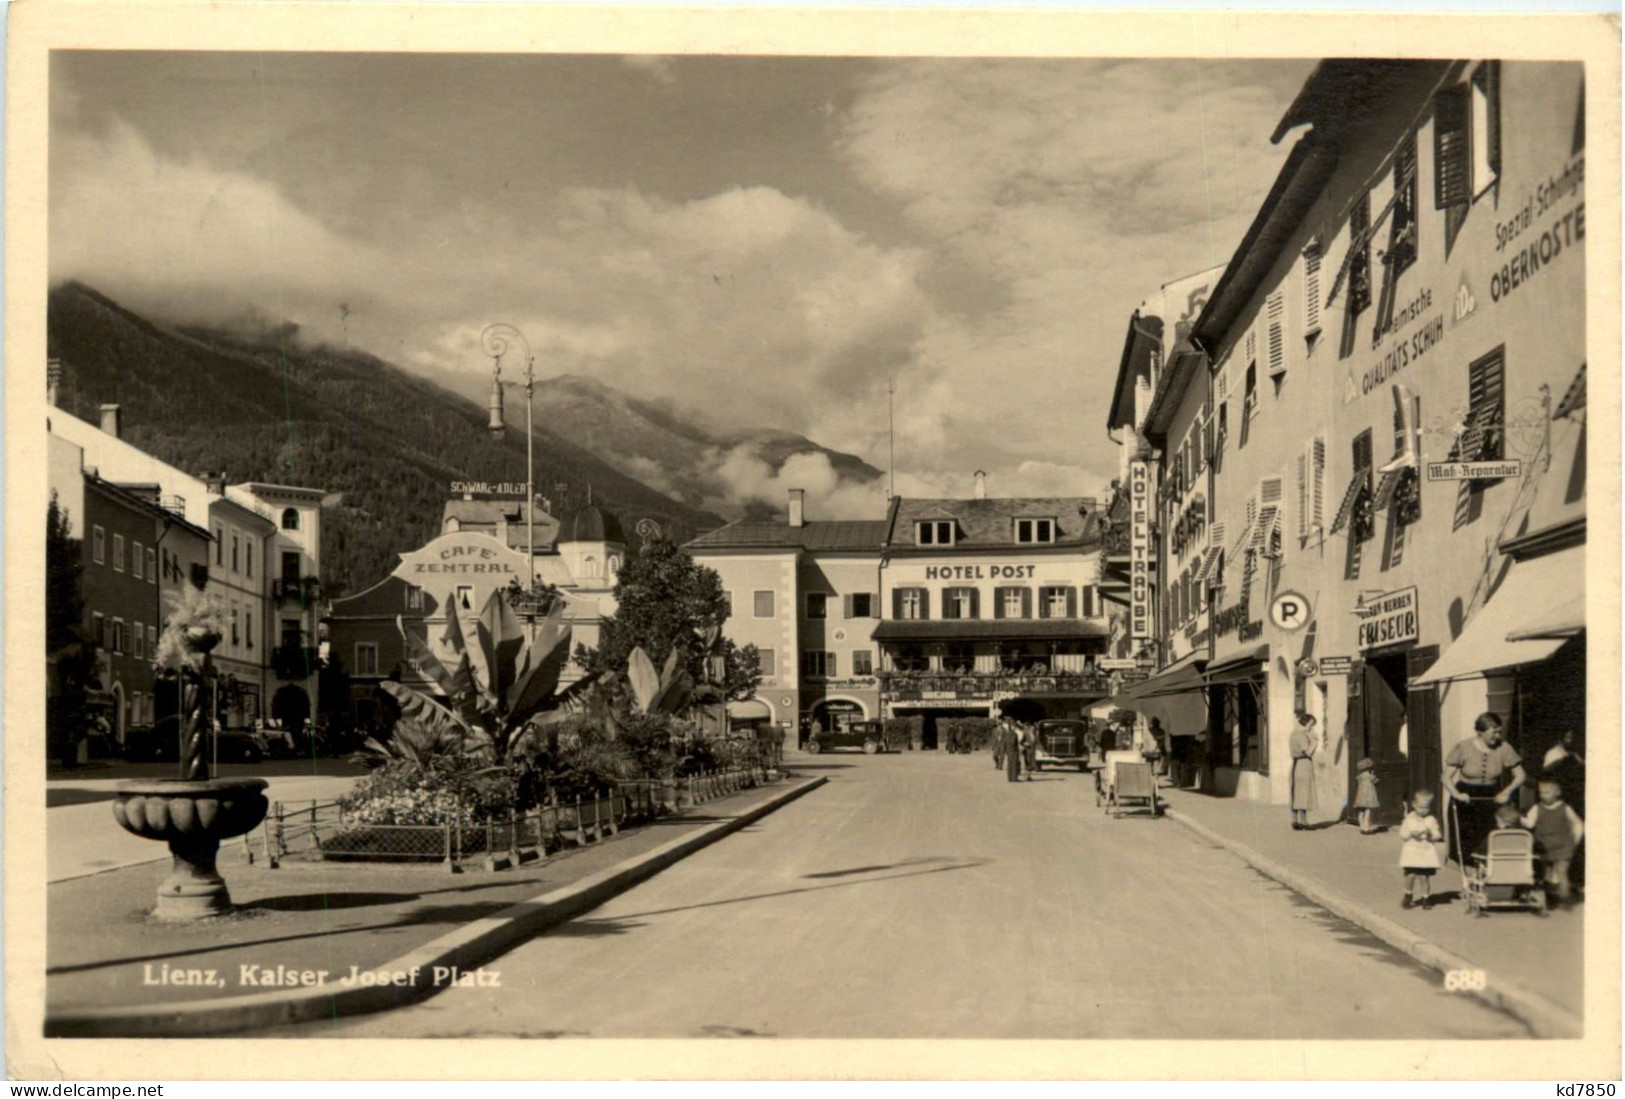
[559,504,625,545]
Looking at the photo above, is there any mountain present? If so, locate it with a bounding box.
[522,374,885,513]
[46,283,724,598]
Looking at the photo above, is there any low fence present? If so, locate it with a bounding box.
[250,765,778,873]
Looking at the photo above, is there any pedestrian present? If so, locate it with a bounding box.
[1353,757,1381,834]
[1399,789,1444,910]
[993,719,1008,771]
[1020,722,1038,780]
[1289,711,1319,830]
[1542,730,1585,821]
[1004,721,1023,784]
[1445,712,1526,867]
[1523,775,1584,909]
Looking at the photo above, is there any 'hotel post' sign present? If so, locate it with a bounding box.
[1130,460,1152,640]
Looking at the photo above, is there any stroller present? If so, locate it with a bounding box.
[1095,750,1159,818]
[1454,796,1547,917]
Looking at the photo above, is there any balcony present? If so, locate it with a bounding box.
[271,643,321,680]
[273,575,322,603]
[879,669,1112,698]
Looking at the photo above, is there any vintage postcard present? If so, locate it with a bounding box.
[5,1,1620,1082]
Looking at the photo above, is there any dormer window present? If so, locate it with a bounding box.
[1015,518,1055,545]
[916,520,955,546]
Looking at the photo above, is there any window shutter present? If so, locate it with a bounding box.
[892,589,903,619]
[1311,437,1326,532]
[1434,84,1471,209]
[969,588,981,620]
[1303,240,1322,335]
[1267,292,1286,376]
[843,594,853,619]
[1038,589,1050,620]
[920,589,930,621]
[994,588,1007,620]
[1020,588,1032,620]
[1482,61,1502,180]
[1080,585,1095,617]
[1065,587,1077,618]
[1261,476,1283,506]
[1245,326,1257,368]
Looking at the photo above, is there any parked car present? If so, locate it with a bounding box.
[806,720,888,755]
[123,716,265,764]
[1034,718,1091,771]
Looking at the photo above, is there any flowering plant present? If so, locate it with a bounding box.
[153,585,232,670]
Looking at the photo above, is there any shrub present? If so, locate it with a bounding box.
[340,759,520,826]
[942,717,997,753]
[880,717,918,751]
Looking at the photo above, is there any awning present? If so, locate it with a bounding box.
[727,699,772,719]
[1412,546,1584,685]
[871,619,1110,643]
[1093,655,1209,736]
[1204,644,1269,685]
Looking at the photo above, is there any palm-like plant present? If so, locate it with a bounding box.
[380,588,581,764]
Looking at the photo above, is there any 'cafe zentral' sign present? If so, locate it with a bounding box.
[392,532,528,581]
[1356,586,1419,650]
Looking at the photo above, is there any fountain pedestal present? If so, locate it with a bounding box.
[111,779,269,921]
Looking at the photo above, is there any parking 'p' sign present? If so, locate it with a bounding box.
[1269,591,1311,631]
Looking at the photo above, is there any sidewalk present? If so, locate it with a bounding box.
[48,759,368,883]
[1161,788,1583,1031]
[46,774,820,1031]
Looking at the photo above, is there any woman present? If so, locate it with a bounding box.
[1445,712,1525,866]
[1289,711,1319,830]
[1004,722,1023,784]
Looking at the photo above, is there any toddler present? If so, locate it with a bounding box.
[1523,776,1584,908]
[1353,757,1380,833]
[1399,789,1443,910]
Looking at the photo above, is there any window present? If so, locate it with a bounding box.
[112,618,125,654]
[281,552,301,582]
[1297,435,1326,544]
[134,621,145,660]
[844,592,874,618]
[945,587,979,620]
[231,533,240,573]
[758,648,776,677]
[945,643,975,674]
[355,643,379,677]
[852,650,874,676]
[1389,134,1419,276]
[215,526,224,565]
[147,625,157,654]
[915,520,955,546]
[406,586,424,611]
[282,620,302,649]
[1302,239,1323,342]
[1241,364,1258,442]
[1038,586,1075,619]
[1015,518,1055,544]
[1340,191,1372,359]
[1352,429,1375,542]
[806,593,827,620]
[231,607,240,646]
[113,534,125,573]
[92,612,105,649]
[753,590,775,618]
[1452,346,1508,484]
[1266,291,1286,377]
[1471,61,1501,200]
[894,587,929,620]
[281,508,300,531]
[997,587,1029,620]
[455,585,475,612]
[246,612,253,650]
[146,547,156,584]
[721,591,732,618]
[245,541,253,579]
[582,555,599,578]
[801,651,835,678]
[132,541,144,580]
[93,525,105,565]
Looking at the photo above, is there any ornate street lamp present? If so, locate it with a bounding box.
[481,323,536,589]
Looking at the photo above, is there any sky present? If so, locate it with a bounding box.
[50,51,1314,516]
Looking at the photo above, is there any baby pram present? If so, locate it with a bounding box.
[1455,796,1547,917]
[1094,750,1159,818]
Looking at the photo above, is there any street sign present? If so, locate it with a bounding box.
[1426,459,1522,481]
[1317,655,1354,676]
[1097,658,1139,671]
[1270,591,1311,631]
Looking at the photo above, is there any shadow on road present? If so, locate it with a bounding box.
[803,856,957,879]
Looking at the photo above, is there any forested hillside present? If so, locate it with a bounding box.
[47,283,723,597]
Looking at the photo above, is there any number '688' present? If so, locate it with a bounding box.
[1443,969,1487,991]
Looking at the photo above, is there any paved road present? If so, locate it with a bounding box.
[288,753,1525,1039]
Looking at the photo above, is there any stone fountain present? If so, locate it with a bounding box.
[111,626,268,920]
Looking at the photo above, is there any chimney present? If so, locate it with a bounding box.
[973,470,987,500]
[47,358,62,408]
[788,488,805,529]
[99,403,122,439]
[204,471,227,496]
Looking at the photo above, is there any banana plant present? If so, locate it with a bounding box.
[380,587,581,763]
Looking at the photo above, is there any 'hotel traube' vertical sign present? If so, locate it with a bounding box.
[1130,460,1151,640]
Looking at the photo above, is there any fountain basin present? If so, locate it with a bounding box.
[112,778,269,920]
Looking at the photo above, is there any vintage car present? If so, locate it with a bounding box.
[1033,718,1092,771]
[806,719,889,754]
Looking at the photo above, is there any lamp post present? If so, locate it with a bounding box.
[481,323,536,589]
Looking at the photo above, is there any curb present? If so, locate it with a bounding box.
[1164,807,1581,1039]
[46,775,828,1037]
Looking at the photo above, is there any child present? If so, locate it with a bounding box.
[1523,776,1584,908]
[1353,757,1381,834]
[1399,790,1444,909]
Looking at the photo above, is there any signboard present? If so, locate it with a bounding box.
[1130,460,1152,640]
[1097,658,1139,671]
[1317,655,1354,676]
[1426,459,1523,481]
[1356,587,1419,651]
[892,698,996,710]
[1115,671,1149,685]
[449,481,528,496]
[1270,591,1311,631]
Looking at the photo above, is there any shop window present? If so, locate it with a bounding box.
[944,587,979,620]
[1015,518,1055,544]
[753,590,774,618]
[806,593,827,620]
[915,520,955,546]
[852,650,873,676]
[758,648,775,677]
[801,650,835,678]
[355,643,379,677]
[113,534,125,573]
[894,588,929,620]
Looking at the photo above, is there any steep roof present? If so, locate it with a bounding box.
[442,497,560,552]
[886,497,1102,550]
[558,504,626,545]
[686,519,887,553]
